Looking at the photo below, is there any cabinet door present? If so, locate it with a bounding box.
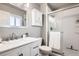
[0,49,18,56]
[31,40,41,56]
[31,47,39,56]
[17,44,31,56]
[32,9,42,26]
[22,44,31,56]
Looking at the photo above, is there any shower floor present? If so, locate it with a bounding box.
[63,48,79,56]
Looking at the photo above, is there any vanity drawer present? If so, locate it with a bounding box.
[32,40,41,48]
[30,40,41,56]
[31,47,39,56]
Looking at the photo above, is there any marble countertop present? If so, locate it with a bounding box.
[0,37,42,53]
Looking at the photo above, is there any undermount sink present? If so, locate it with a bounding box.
[1,41,8,44]
[0,37,41,45]
[1,38,17,44]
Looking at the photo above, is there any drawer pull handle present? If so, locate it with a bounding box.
[33,46,39,49]
[19,53,23,56]
[35,53,38,56]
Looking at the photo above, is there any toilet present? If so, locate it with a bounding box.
[39,45,52,56]
[39,32,61,56]
[39,39,53,56]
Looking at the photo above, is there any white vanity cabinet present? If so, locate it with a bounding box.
[0,49,18,56]
[0,37,42,56]
[17,44,31,56]
[30,40,42,56]
[0,44,31,56]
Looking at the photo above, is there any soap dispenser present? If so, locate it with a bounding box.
[0,37,2,43]
[23,34,26,38]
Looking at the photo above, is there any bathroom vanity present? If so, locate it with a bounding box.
[0,37,42,56]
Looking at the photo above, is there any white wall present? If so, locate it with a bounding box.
[40,3,52,45]
[26,3,42,37]
[0,3,42,40]
[62,16,76,49]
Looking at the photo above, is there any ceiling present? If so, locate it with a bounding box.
[48,3,79,10]
[9,3,79,11]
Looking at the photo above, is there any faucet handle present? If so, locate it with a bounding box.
[11,33,16,40]
[25,33,28,35]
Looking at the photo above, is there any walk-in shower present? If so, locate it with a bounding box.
[48,4,79,56]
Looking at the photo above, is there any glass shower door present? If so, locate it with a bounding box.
[48,15,63,52]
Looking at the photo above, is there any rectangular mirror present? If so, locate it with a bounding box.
[0,10,26,28]
[0,3,26,28]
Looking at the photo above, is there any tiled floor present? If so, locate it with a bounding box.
[63,49,79,56]
[39,48,79,56]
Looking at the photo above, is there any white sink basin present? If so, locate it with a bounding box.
[0,37,42,53]
[1,41,8,44]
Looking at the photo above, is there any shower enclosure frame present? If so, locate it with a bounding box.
[47,4,79,54]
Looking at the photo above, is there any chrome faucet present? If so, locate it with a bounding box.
[11,33,16,40]
[4,33,17,41]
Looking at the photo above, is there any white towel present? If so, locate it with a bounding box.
[49,32,61,50]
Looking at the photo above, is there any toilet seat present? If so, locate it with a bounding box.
[39,46,52,55]
[39,46,52,51]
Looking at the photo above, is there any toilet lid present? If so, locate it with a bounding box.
[39,46,52,52]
